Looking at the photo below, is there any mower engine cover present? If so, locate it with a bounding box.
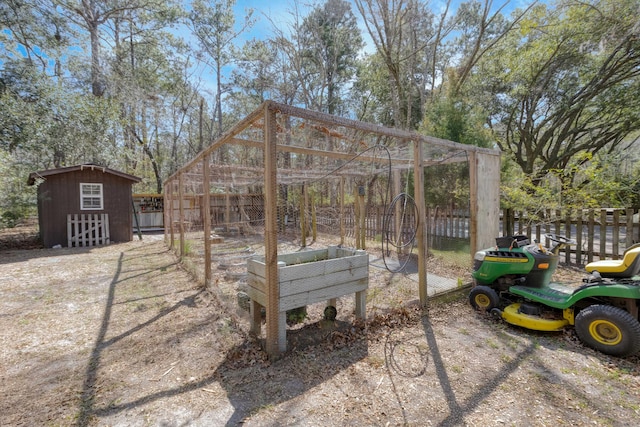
[472,236,559,288]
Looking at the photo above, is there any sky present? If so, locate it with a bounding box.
[194,0,530,95]
[228,0,531,52]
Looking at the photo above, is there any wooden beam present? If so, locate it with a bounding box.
[413,140,428,307]
[469,151,501,254]
[264,103,282,357]
[178,173,185,258]
[226,136,468,167]
[203,153,212,286]
[270,101,497,155]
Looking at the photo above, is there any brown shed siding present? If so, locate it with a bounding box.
[31,167,140,247]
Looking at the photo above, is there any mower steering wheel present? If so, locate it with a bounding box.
[545,233,577,246]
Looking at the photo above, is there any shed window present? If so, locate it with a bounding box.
[80,183,103,210]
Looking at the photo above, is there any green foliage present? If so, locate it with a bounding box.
[296,0,363,114]
[286,306,307,324]
[0,58,121,167]
[2,0,639,220]
[554,148,640,208]
[476,0,640,193]
[424,163,471,208]
[352,53,395,126]
[0,152,37,228]
[421,87,494,148]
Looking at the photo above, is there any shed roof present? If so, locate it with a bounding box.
[28,164,141,186]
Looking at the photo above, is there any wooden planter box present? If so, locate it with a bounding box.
[246,246,368,350]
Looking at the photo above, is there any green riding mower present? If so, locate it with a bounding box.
[470,234,640,357]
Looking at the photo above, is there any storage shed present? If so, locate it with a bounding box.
[28,164,141,248]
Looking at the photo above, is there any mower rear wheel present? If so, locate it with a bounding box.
[469,286,499,312]
[575,305,640,357]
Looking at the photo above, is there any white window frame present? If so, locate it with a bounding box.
[80,183,104,210]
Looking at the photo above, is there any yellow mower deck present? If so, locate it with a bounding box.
[501,303,572,331]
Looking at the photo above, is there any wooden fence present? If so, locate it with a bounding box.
[503,208,639,264]
[67,213,110,247]
[337,205,469,240]
[168,193,639,266]
[327,205,640,265]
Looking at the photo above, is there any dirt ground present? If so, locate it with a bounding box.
[1,223,639,426]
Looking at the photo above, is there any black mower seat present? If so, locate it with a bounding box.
[585,243,640,278]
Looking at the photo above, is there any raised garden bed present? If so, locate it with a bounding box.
[246,246,368,351]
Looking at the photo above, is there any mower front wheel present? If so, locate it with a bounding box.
[469,286,500,312]
[575,305,640,357]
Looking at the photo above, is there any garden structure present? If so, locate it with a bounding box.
[164,101,500,357]
[28,164,141,248]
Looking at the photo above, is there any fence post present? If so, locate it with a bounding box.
[587,210,595,263]
[613,210,620,259]
[600,209,607,259]
[565,209,572,264]
[576,210,583,265]
[626,208,634,248]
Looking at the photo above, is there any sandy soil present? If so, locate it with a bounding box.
[1,225,639,426]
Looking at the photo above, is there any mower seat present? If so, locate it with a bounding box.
[585,243,640,278]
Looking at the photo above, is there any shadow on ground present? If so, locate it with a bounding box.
[74,245,368,426]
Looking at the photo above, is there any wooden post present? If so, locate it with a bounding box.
[340,176,345,246]
[165,179,176,249]
[413,140,428,307]
[469,151,500,254]
[587,210,595,263]
[576,211,583,265]
[250,300,262,336]
[178,173,185,258]
[165,183,174,249]
[225,189,231,232]
[264,104,282,357]
[354,186,361,249]
[392,169,402,242]
[565,209,572,264]
[613,210,620,259]
[311,189,317,242]
[300,183,307,247]
[203,153,212,286]
[358,186,365,250]
[600,209,607,259]
[626,208,634,248]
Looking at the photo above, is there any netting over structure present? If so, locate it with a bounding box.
[164,101,500,356]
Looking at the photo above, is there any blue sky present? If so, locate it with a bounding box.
[229,0,532,50]
[190,0,533,95]
[232,0,311,41]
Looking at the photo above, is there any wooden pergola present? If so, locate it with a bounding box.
[164,100,501,358]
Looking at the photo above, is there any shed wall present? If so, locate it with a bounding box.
[37,169,135,247]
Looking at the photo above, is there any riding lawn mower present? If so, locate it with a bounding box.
[470,234,640,357]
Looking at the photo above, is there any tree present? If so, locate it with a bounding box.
[108,2,191,191]
[447,0,533,97]
[0,56,120,168]
[56,0,174,97]
[420,1,535,149]
[297,0,363,116]
[0,0,73,78]
[229,39,279,114]
[354,0,437,129]
[188,0,254,138]
[478,0,640,189]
